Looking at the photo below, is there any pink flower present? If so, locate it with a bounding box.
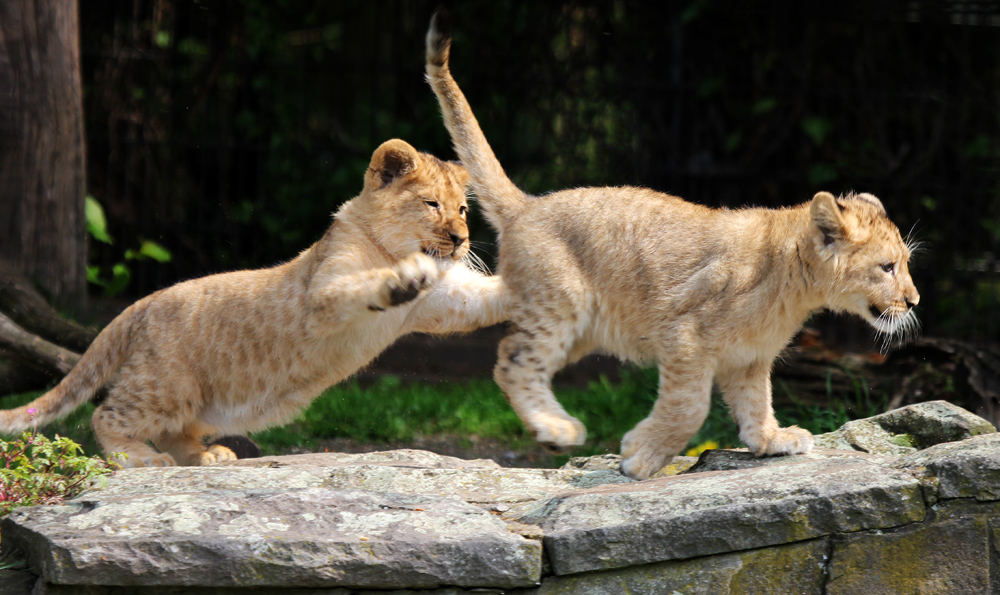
[26,408,37,417]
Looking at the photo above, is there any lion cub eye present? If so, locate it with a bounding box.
[424,200,440,210]
[459,205,468,217]
[880,262,895,275]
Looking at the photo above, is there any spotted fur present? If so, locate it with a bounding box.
[0,139,508,468]
[425,12,919,479]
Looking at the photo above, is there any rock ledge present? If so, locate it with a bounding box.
[2,400,999,595]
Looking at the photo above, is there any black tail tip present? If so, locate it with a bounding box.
[427,6,453,66]
[431,6,452,37]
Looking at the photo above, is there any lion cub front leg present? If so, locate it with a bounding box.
[620,365,713,480]
[718,362,813,458]
[370,252,440,311]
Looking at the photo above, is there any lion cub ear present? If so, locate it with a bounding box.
[449,160,470,187]
[809,191,849,250]
[367,139,420,190]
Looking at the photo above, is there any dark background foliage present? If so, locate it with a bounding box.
[79,0,1000,342]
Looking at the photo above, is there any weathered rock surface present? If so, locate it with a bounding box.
[812,399,995,455]
[519,455,924,575]
[2,400,1000,594]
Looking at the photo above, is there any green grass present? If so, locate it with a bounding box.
[0,366,887,461]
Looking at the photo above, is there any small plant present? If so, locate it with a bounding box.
[0,411,120,517]
[85,195,173,297]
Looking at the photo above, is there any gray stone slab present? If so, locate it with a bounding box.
[321,466,633,505]
[896,432,1000,502]
[516,457,924,575]
[84,464,631,507]
[1,488,541,589]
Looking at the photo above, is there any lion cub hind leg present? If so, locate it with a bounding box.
[495,325,586,453]
[717,362,813,457]
[154,425,237,466]
[92,403,177,468]
[620,363,714,480]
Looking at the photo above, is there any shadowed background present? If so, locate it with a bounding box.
[76,0,1000,345]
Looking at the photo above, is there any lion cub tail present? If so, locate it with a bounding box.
[425,8,527,230]
[0,306,137,435]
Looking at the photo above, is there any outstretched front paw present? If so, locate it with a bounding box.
[373,252,440,310]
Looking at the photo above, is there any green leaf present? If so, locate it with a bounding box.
[752,97,777,115]
[154,30,170,49]
[105,263,131,297]
[983,219,1000,242]
[86,265,105,287]
[802,117,833,145]
[964,134,992,158]
[85,196,113,244]
[697,76,724,98]
[725,132,742,152]
[138,240,172,263]
[681,0,709,23]
[808,163,838,186]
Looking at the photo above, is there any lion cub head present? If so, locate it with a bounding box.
[809,191,920,344]
[362,139,471,262]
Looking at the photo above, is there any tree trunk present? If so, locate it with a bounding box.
[0,0,87,313]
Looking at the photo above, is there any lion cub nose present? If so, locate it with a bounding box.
[449,233,467,248]
[905,293,920,309]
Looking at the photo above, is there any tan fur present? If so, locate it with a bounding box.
[0,139,508,468]
[425,12,920,480]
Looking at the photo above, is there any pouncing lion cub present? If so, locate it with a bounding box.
[0,139,508,468]
[425,11,920,480]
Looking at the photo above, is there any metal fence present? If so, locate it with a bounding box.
[79,0,1000,344]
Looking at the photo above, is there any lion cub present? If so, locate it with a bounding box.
[425,12,920,479]
[0,139,508,468]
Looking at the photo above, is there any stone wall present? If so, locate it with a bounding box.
[2,400,999,594]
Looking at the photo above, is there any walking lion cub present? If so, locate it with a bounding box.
[425,11,919,479]
[0,139,508,467]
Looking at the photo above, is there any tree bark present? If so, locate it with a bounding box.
[0,0,87,313]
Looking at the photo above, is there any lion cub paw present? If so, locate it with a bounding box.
[619,431,676,480]
[620,449,674,481]
[374,252,440,310]
[120,452,178,469]
[196,444,238,465]
[752,425,814,457]
[526,411,586,454]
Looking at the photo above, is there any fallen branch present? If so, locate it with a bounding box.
[0,311,81,376]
